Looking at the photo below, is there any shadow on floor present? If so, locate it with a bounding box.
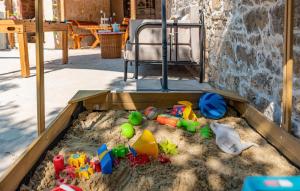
[0,53,199,83]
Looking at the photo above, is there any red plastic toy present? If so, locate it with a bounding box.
[53,155,64,178]
[158,154,171,164]
[56,166,76,184]
[127,153,150,167]
[90,159,101,172]
[51,184,82,191]
[63,166,76,179]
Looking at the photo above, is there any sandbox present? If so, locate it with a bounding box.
[1,91,300,191]
[22,109,300,191]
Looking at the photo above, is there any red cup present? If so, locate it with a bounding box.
[53,155,64,178]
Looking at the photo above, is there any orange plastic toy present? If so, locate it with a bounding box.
[157,114,180,127]
[178,101,198,121]
[132,130,159,159]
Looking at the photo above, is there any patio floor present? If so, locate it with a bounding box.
[0,44,209,177]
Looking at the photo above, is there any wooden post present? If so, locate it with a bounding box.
[62,30,68,64]
[5,0,15,48]
[282,0,294,132]
[35,0,45,135]
[59,0,66,21]
[17,32,30,77]
[130,0,136,19]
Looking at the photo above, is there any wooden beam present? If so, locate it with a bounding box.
[59,0,66,22]
[0,103,78,191]
[282,0,294,132]
[69,90,110,104]
[17,32,30,77]
[4,0,13,17]
[62,31,68,64]
[83,90,248,111]
[35,0,45,135]
[4,0,15,48]
[232,101,300,167]
[130,0,136,19]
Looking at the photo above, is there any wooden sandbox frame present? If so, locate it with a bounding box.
[0,90,300,190]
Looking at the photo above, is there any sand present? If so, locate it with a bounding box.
[21,107,299,191]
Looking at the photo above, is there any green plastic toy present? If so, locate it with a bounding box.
[199,124,213,139]
[111,144,129,158]
[121,123,135,139]
[159,139,178,155]
[177,119,200,133]
[128,111,143,126]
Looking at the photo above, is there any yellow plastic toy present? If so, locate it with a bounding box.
[178,101,198,121]
[132,130,159,158]
[68,153,87,168]
[77,164,94,180]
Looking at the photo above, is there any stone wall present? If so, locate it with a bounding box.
[169,0,300,136]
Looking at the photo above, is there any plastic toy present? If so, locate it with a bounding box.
[157,114,180,127]
[242,176,300,191]
[61,166,76,179]
[132,130,159,158]
[129,146,137,157]
[144,106,159,120]
[177,119,200,133]
[98,144,113,174]
[78,164,94,180]
[171,105,186,117]
[178,101,198,121]
[199,93,227,119]
[90,158,101,172]
[199,124,213,139]
[113,158,121,167]
[159,139,178,155]
[68,153,87,168]
[111,144,129,158]
[52,184,82,191]
[53,155,65,178]
[121,123,135,139]
[158,154,171,164]
[127,153,150,167]
[128,111,143,125]
[211,123,256,155]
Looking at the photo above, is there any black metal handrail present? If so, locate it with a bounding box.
[125,10,205,83]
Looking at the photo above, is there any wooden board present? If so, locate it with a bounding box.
[282,0,294,132]
[231,101,300,167]
[0,103,78,191]
[69,90,110,104]
[83,90,248,111]
[0,20,68,33]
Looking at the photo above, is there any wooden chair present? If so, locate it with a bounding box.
[121,18,130,49]
[68,20,93,49]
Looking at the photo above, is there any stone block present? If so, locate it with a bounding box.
[270,3,284,34]
[212,0,221,10]
[250,72,274,95]
[236,45,256,68]
[244,8,269,33]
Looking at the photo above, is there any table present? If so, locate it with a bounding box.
[77,24,128,48]
[0,20,69,78]
[98,32,124,58]
[77,24,112,48]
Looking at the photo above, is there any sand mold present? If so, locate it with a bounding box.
[22,108,299,191]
